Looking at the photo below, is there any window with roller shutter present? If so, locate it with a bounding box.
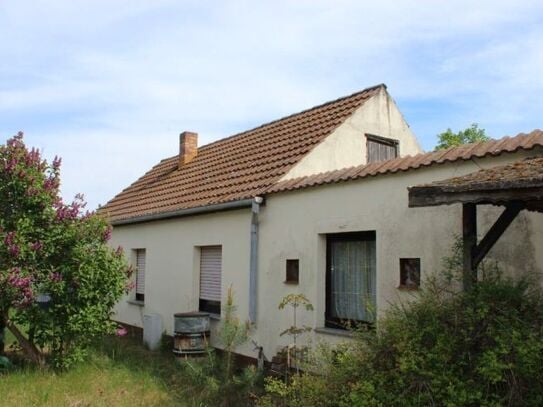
[135,249,146,302]
[199,246,222,315]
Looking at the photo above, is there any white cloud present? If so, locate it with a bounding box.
[1,0,542,209]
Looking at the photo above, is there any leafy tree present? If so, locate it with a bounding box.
[435,123,490,150]
[0,133,131,368]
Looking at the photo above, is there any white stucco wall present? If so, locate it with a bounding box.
[256,149,543,357]
[281,87,422,180]
[111,148,543,361]
[110,209,252,338]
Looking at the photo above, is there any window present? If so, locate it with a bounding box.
[326,232,376,329]
[399,258,421,289]
[199,246,222,315]
[135,249,146,302]
[285,259,299,284]
[366,134,398,163]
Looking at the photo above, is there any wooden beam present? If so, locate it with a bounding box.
[463,203,477,291]
[472,203,523,268]
[408,187,543,208]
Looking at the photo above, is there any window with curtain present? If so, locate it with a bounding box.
[326,232,376,328]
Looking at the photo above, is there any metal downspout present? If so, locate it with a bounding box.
[249,196,263,324]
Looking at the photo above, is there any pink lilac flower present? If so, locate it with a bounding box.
[81,210,95,219]
[5,158,17,172]
[4,231,16,245]
[49,272,62,283]
[125,265,135,277]
[102,226,112,242]
[26,148,40,166]
[8,244,20,257]
[52,155,62,171]
[8,268,31,288]
[19,287,34,307]
[26,187,38,197]
[31,241,43,251]
[116,326,128,337]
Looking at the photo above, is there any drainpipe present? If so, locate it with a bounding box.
[249,196,264,324]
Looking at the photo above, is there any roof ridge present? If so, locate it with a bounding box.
[132,84,387,165]
[195,83,386,151]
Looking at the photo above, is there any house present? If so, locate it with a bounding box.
[102,84,543,359]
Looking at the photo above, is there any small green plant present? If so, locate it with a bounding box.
[220,285,252,381]
[181,286,262,406]
[279,293,313,375]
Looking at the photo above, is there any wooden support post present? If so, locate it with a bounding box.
[462,203,477,291]
[472,203,522,268]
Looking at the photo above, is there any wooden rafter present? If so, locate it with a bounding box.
[461,202,523,290]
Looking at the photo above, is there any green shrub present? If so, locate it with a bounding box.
[261,269,543,406]
[0,133,131,368]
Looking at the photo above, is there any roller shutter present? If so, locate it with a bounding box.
[199,246,222,302]
[136,249,146,301]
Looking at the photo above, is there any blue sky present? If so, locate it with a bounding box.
[1,1,542,210]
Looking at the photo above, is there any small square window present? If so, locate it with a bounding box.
[285,259,299,284]
[399,258,421,289]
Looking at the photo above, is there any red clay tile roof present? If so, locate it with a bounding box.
[268,130,543,193]
[408,157,543,211]
[412,157,543,192]
[102,84,385,223]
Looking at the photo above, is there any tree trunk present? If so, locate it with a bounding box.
[0,317,5,355]
[6,319,44,366]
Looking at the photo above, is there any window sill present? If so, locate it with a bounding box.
[208,313,221,321]
[283,280,299,285]
[127,300,145,307]
[397,286,419,291]
[314,327,353,338]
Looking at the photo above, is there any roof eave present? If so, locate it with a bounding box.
[109,198,258,226]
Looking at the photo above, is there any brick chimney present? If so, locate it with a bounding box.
[179,131,198,168]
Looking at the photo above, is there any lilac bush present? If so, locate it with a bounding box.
[0,133,132,368]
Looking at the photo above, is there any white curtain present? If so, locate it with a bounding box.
[329,239,376,323]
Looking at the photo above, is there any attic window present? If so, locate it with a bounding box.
[366,134,398,163]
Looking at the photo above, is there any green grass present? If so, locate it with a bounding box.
[0,335,194,407]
